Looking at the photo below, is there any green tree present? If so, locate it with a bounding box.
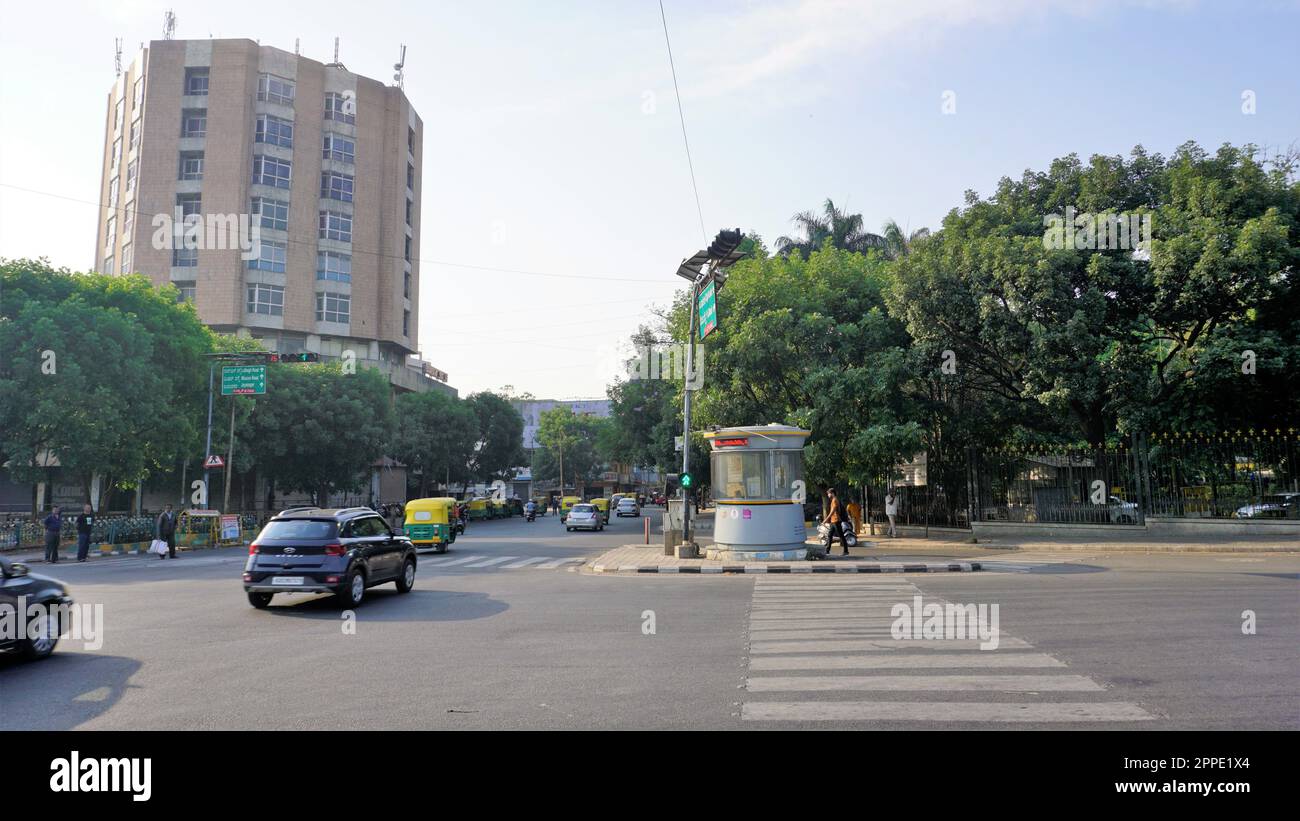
[391,391,479,496]
[776,199,885,258]
[465,391,525,483]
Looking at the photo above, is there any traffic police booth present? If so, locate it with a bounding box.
[704,424,811,561]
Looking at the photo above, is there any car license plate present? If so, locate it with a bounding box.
[272,576,305,586]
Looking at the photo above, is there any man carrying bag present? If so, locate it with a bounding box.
[155,504,179,559]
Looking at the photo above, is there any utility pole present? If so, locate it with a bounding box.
[202,362,214,508]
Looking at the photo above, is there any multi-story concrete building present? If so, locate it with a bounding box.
[513,399,613,450]
[95,38,450,394]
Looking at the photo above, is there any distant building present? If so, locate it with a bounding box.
[512,399,612,450]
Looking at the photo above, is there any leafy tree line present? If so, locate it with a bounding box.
[1,260,525,513]
[602,142,1300,503]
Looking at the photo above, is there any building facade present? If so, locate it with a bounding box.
[513,399,612,450]
[94,38,449,394]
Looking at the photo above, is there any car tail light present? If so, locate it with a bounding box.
[324,543,345,556]
[325,575,340,583]
[248,543,259,554]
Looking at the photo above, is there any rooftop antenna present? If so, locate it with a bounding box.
[114,37,123,76]
[295,38,300,55]
[333,37,339,64]
[393,43,406,88]
[162,9,176,40]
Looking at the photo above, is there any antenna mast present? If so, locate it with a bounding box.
[114,38,123,76]
[333,37,339,64]
[163,10,176,40]
[393,43,406,88]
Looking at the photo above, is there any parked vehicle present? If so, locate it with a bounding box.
[1236,492,1300,519]
[243,507,417,609]
[1107,495,1140,524]
[0,557,72,660]
[817,520,858,549]
[403,497,457,553]
[465,498,490,521]
[565,504,604,532]
[616,497,640,517]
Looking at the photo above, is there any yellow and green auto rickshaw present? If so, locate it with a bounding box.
[588,497,611,523]
[531,496,549,517]
[559,495,582,522]
[465,497,490,521]
[403,497,458,553]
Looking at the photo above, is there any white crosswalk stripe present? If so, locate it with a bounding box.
[741,577,1156,724]
[423,554,585,571]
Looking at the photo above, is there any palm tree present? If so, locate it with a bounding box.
[776,199,886,258]
[880,219,930,260]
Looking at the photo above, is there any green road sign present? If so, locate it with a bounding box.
[697,280,717,341]
[221,365,266,395]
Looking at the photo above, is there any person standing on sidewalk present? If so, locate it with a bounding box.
[884,490,899,537]
[42,506,62,564]
[75,503,95,562]
[823,488,849,556]
[846,497,862,536]
[156,504,178,559]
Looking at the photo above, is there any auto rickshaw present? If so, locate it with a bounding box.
[559,495,582,522]
[506,498,524,517]
[465,497,490,521]
[531,496,549,516]
[403,497,458,553]
[588,497,611,523]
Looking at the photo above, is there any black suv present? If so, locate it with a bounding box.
[243,507,417,609]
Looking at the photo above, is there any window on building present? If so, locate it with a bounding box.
[251,197,288,232]
[133,76,145,107]
[114,98,124,134]
[103,255,114,275]
[324,92,355,125]
[315,291,350,324]
[403,309,410,336]
[408,126,415,153]
[404,270,410,299]
[322,133,355,163]
[320,171,353,202]
[406,163,414,189]
[129,119,140,152]
[405,198,412,226]
[184,68,208,96]
[176,193,202,218]
[123,209,134,238]
[247,283,284,316]
[105,217,116,249]
[108,177,120,208]
[247,239,287,272]
[255,114,293,148]
[125,159,138,192]
[111,138,121,170]
[257,74,295,106]
[172,247,198,267]
[121,243,133,274]
[174,280,196,302]
[319,211,352,243]
[316,250,351,282]
[179,152,204,181]
[252,155,291,189]
[404,235,411,262]
[181,109,207,138]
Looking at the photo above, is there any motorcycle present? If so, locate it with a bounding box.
[526,507,536,522]
[816,520,858,549]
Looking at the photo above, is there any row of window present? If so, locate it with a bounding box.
[245,283,351,325]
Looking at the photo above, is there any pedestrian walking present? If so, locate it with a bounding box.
[885,490,899,537]
[156,504,179,559]
[42,506,62,564]
[823,488,849,556]
[75,503,95,562]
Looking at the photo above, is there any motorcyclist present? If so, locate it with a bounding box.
[525,500,537,521]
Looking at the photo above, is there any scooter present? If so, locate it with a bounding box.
[816,521,858,549]
[526,508,536,522]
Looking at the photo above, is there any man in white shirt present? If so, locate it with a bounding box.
[884,491,898,537]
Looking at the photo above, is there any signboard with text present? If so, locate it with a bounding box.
[221,365,266,395]
[697,280,717,341]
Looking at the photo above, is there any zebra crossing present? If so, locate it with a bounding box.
[740,577,1158,725]
[418,553,586,572]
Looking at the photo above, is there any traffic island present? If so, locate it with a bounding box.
[589,544,982,574]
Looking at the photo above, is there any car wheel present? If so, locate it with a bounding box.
[337,568,366,607]
[395,559,416,594]
[19,606,60,660]
[436,544,447,554]
[247,591,273,609]
[567,527,573,532]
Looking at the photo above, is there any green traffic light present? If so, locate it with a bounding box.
[680,473,693,488]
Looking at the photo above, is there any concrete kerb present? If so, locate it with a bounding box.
[588,544,981,575]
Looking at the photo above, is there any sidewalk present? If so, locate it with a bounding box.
[2,540,241,565]
[588,541,984,574]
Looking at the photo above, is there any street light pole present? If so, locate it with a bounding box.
[680,264,707,554]
[202,361,214,509]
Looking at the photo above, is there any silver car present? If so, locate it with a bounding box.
[615,497,640,517]
[565,504,604,532]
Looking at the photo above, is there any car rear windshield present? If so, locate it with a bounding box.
[572,505,594,513]
[259,520,338,540]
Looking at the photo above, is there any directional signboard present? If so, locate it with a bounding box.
[221,365,266,395]
[697,280,718,341]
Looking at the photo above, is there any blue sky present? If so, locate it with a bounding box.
[1,0,1297,398]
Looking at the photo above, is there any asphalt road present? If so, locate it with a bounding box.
[2,512,1297,730]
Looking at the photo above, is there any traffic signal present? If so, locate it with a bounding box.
[680,472,693,489]
[707,229,743,261]
[265,352,319,363]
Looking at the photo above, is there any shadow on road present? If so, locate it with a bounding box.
[255,587,509,622]
[0,652,141,730]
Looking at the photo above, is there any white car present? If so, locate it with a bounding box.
[1108,496,1139,524]
[565,504,604,532]
[1236,493,1300,518]
[615,497,640,517]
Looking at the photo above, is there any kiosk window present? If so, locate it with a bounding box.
[714,451,769,499]
[771,451,804,501]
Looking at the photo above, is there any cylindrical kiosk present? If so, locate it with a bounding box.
[705,424,810,561]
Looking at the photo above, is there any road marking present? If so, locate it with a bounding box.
[741,701,1156,722]
[745,674,1104,692]
[502,557,550,569]
[748,653,1067,670]
[463,556,519,568]
[427,555,488,567]
[749,637,1032,653]
[538,557,584,569]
